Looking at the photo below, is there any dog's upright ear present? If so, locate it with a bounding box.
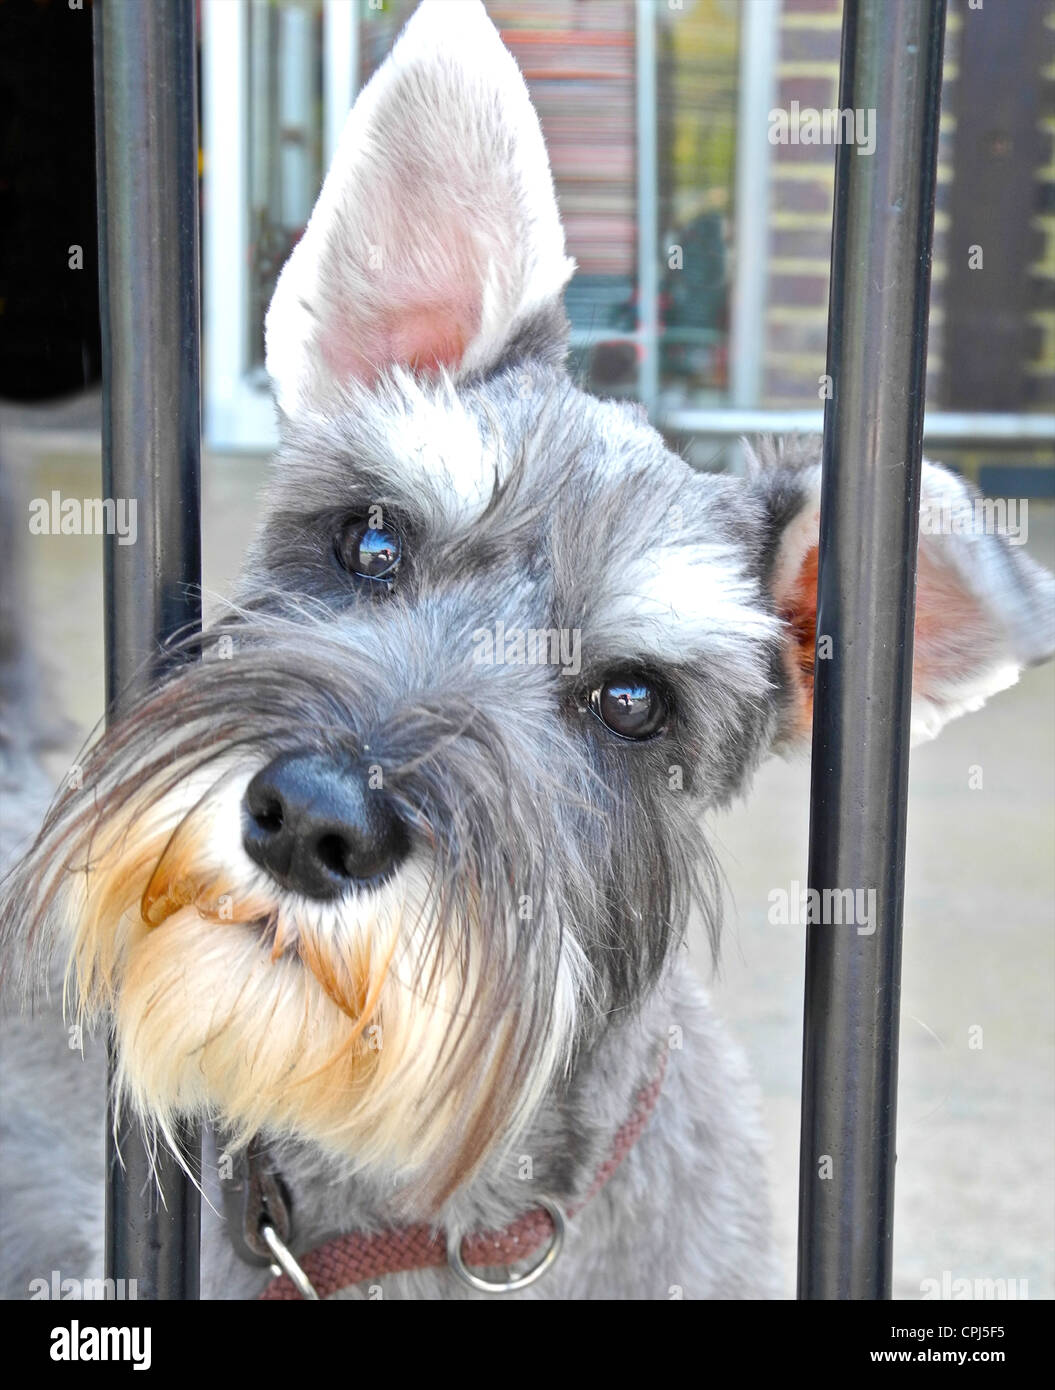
[265,0,574,418]
[755,440,1055,747]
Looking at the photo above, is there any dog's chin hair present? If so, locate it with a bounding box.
[11,752,586,1210]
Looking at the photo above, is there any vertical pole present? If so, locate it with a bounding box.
[94,0,203,1299]
[797,0,946,1300]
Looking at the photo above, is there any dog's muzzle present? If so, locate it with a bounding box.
[242,750,410,900]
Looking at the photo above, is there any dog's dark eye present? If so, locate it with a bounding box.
[589,676,668,741]
[335,517,401,583]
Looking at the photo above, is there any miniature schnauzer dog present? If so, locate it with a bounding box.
[2,0,1052,1300]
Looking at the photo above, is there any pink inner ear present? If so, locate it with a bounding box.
[390,305,470,374]
[320,299,475,387]
[318,214,487,387]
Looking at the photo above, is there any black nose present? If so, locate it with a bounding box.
[242,752,409,900]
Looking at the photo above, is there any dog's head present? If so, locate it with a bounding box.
[4,0,1051,1207]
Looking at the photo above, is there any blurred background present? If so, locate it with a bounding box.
[1,0,1052,1299]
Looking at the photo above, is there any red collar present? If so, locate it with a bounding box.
[254,1048,668,1300]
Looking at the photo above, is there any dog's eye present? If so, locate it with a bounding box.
[335,517,402,583]
[589,676,668,741]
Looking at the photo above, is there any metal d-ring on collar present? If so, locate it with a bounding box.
[446,1196,566,1294]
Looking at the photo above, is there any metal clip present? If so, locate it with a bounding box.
[219,1136,295,1268]
[261,1223,320,1301]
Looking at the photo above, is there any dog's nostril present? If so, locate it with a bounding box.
[316,833,352,878]
[252,798,284,834]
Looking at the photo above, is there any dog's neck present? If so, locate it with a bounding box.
[221,962,682,1269]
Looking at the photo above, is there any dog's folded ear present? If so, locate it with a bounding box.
[755,440,1055,746]
[265,0,575,418]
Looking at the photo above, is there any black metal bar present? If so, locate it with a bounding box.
[797,0,946,1300]
[93,0,202,1299]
